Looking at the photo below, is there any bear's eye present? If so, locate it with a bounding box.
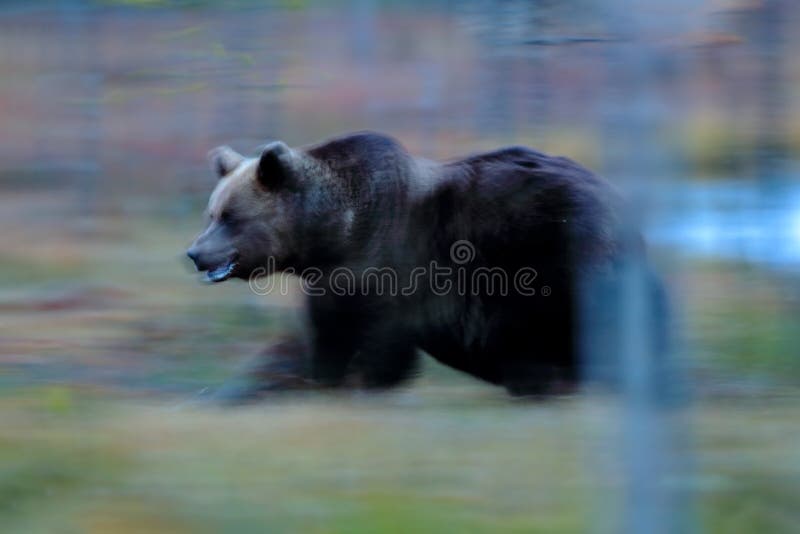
[219,210,235,225]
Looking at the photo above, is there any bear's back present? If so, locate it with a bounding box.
[417,145,623,276]
[299,132,624,278]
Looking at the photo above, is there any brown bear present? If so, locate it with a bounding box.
[187,131,665,402]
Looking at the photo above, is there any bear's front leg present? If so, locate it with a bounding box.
[352,323,419,389]
[306,294,364,387]
[307,294,418,389]
[207,301,363,404]
[209,336,313,405]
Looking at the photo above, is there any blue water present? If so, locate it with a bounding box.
[647,179,800,271]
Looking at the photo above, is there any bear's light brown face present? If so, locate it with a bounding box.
[187,143,299,283]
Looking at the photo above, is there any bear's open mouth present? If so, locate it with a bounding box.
[204,260,237,283]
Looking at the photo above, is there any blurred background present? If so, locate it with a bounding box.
[1,0,799,532]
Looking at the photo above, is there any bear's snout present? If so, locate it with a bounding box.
[186,245,235,271]
[186,245,218,271]
[186,247,200,265]
[187,222,239,274]
[187,246,215,271]
[186,244,240,283]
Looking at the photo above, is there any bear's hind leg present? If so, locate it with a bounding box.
[501,358,578,397]
[494,318,579,398]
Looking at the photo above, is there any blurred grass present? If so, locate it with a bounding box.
[684,261,800,385]
[0,390,798,533]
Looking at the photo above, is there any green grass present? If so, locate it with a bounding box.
[684,261,800,384]
[0,391,799,533]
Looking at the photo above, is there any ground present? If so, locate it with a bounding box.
[1,191,799,533]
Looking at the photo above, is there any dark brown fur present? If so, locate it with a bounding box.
[188,131,663,402]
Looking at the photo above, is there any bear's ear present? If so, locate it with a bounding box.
[208,145,244,179]
[256,141,295,190]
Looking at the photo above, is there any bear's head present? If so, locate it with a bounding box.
[187,142,304,283]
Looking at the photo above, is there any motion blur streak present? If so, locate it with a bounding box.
[1,1,799,533]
